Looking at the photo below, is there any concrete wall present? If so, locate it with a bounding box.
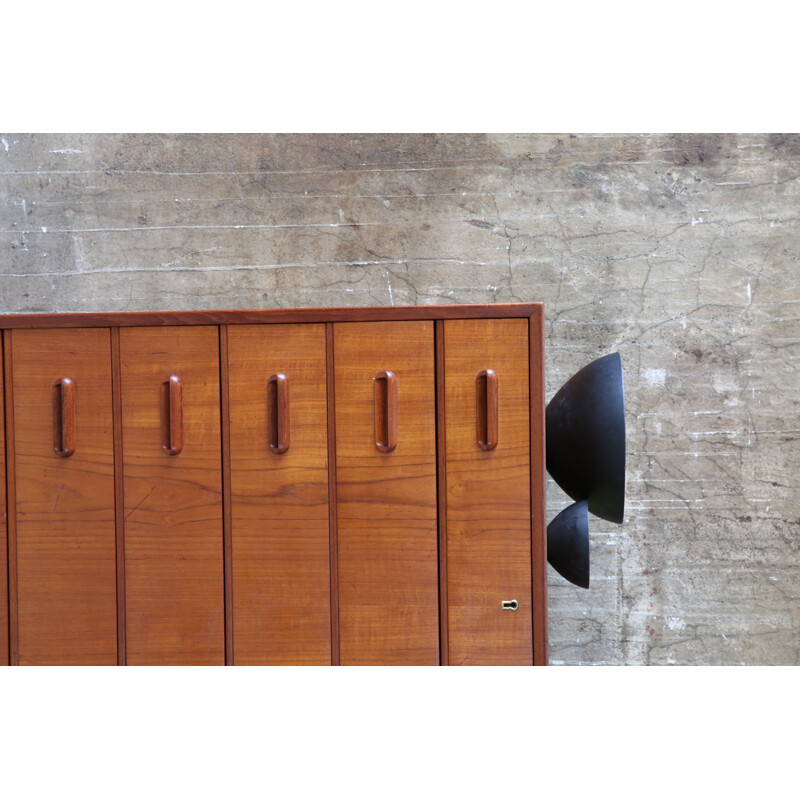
[2,132,797,664]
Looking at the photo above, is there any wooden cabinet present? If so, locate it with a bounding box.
[0,305,547,666]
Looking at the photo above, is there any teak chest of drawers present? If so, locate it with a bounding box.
[0,304,547,666]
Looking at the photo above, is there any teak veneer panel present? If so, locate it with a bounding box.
[228,324,331,665]
[10,328,118,665]
[334,321,439,665]
[444,319,533,665]
[120,326,224,665]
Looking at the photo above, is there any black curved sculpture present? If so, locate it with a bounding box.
[546,352,626,524]
[547,500,590,589]
[545,352,626,588]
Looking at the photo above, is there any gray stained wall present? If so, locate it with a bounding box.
[2,133,798,665]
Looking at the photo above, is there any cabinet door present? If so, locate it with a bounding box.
[334,321,439,665]
[444,318,532,665]
[228,324,330,665]
[10,328,118,665]
[120,326,224,665]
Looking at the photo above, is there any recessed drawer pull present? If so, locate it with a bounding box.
[161,375,183,456]
[501,599,518,611]
[374,370,398,453]
[476,369,498,451]
[52,377,76,457]
[267,373,290,454]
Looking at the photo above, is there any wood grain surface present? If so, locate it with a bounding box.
[334,321,439,665]
[228,324,331,665]
[0,340,8,665]
[444,318,533,665]
[10,328,118,665]
[120,326,224,665]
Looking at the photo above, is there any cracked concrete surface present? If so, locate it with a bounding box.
[2,132,798,664]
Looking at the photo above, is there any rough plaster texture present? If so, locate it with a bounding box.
[2,133,798,664]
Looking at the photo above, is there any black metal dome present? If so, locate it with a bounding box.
[545,352,626,524]
[547,500,590,589]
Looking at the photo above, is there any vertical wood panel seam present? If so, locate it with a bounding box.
[111,327,127,665]
[325,323,340,666]
[435,320,449,666]
[530,311,548,666]
[219,325,234,666]
[3,332,18,665]
[1,331,8,666]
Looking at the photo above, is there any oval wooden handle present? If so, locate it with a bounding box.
[476,368,498,451]
[268,373,290,454]
[53,377,76,457]
[161,375,183,455]
[374,370,398,453]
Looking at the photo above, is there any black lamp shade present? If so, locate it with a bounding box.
[545,352,626,524]
[547,500,590,589]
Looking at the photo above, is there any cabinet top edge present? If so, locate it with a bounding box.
[0,303,544,330]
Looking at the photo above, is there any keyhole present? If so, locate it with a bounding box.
[501,599,518,611]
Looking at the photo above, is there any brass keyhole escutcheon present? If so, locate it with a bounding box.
[501,600,518,611]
